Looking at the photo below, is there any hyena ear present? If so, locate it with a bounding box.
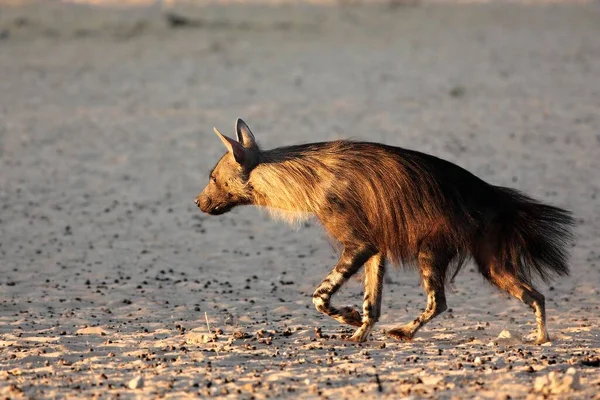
[214,127,246,164]
[235,118,256,149]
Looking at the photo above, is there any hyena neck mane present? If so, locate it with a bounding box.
[248,141,340,224]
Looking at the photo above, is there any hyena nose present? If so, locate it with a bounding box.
[195,196,211,211]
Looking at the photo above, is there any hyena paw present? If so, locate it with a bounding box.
[533,335,551,345]
[334,306,362,327]
[524,330,550,345]
[386,326,414,341]
[347,324,374,343]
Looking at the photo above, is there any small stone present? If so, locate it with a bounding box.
[581,357,600,367]
[128,376,144,389]
[498,330,512,339]
[256,329,273,338]
[474,357,483,366]
[282,328,292,337]
[258,337,272,345]
[232,330,250,340]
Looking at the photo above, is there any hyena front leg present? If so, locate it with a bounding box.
[313,245,375,327]
[387,241,452,341]
[349,253,386,342]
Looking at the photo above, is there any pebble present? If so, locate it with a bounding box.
[128,376,144,390]
[232,330,251,340]
[497,330,512,339]
[581,357,600,367]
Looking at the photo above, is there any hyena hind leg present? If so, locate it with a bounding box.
[387,243,452,341]
[312,245,375,328]
[349,253,386,342]
[486,267,549,344]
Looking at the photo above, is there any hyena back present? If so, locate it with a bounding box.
[195,118,574,344]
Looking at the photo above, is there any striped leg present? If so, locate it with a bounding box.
[349,253,385,342]
[312,245,375,327]
[474,239,550,344]
[387,240,451,341]
[486,267,550,344]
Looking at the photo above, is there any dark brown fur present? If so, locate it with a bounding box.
[196,119,574,344]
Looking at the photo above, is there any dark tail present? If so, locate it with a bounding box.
[490,187,575,284]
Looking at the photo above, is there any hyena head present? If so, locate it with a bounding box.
[195,118,259,215]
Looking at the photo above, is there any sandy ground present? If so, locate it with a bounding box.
[1,1,600,399]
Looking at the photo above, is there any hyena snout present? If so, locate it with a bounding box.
[194,195,211,213]
[195,194,232,215]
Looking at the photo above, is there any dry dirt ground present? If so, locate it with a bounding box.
[1,1,599,399]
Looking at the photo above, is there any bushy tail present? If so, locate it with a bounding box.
[492,187,575,284]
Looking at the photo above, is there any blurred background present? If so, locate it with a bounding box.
[1,0,599,398]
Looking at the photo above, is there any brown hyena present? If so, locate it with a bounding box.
[195,118,574,344]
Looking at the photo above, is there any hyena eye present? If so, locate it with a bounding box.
[210,175,217,183]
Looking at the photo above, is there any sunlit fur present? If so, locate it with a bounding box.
[247,141,573,282]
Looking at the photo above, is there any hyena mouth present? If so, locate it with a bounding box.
[207,204,233,215]
[194,197,234,215]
